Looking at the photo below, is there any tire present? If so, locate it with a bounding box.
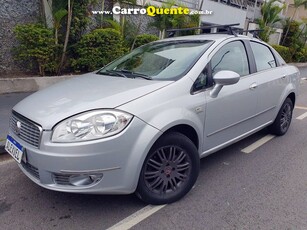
[136,132,200,205]
[269,98,293,136]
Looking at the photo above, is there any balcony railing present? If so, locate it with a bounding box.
[158,0,200,9]
[208,0,262,11]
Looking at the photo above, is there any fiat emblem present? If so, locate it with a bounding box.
[16,121,22,135]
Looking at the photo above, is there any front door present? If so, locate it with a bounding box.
[203,40,258,152]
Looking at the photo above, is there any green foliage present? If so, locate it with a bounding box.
[282,20,302,47]
[70,0,94,44]
[100,19,121,32]
[13,24,61,75]
[53,8,68,44]
[71,28,127,72]
[272,45,292,62]
[293,0,307,10]
[149,0,200,38]
[54,9,68,27]
[293,48,307,62]
[257,0,284,42]
[123,20,139,47]
[281,20,307,62]
[53,0,98,45]
[134,34,159,48]
[272,44,307,63]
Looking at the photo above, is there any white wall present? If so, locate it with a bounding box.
[201,0,247,29]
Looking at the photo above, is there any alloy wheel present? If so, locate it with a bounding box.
[143,145,191,195]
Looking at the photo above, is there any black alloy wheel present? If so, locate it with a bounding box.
[137,132,199,205]
[269,97,293,136]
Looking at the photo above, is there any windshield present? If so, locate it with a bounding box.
[97,40,213,80]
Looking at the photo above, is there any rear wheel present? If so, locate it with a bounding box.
[269,98,293,136]
[136,132,199,205]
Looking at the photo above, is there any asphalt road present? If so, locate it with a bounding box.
[0,93,32,146]
[299,67,307,79]
[0,74,307,229]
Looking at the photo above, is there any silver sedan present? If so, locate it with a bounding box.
[5,33,300,204]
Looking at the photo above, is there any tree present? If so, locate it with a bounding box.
[58,0,73,74]
[129,0,151,51]
[281,0,307,45]
[114,0,137,35]
[149,0,200,39]
[256,0,284,42]
[53,9,67,44]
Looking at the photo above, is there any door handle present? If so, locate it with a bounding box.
[249,83,258,90]
[281,75,286,80]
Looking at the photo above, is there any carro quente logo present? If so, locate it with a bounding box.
[92,6,213,16]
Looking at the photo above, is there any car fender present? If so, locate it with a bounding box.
[274,84,296,119]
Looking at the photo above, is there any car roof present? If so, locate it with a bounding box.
[159,34,260,44]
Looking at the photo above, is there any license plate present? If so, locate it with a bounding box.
[5,135,23,163]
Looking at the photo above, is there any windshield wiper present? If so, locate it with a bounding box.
[119,69,152,80]
[105,69,128,78]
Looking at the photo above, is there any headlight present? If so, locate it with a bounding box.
[51,110,133,143]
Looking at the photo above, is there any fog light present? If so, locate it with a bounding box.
[69,174,103,186]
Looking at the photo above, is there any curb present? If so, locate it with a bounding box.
[0,75,76,94]
[289,62,307,68]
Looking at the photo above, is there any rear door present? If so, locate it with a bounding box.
[249,41,289,126]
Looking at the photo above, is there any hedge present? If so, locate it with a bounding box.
[71,28,127,72]
[14,24,61,76]
[271,45,292,63]
[134,34,159,49]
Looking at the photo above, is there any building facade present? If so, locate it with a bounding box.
[200,0,263,29]
[282,0,307,22]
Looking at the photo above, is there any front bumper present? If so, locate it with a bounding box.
[10,117,161,194]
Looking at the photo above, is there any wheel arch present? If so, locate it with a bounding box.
[287,92,296,107]
[163,124,199,151]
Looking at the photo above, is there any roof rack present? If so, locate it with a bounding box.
[167,23,240,38]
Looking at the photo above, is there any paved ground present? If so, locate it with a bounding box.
[299,66,307,79]
[0,93,32,146]
[0,69,306,229]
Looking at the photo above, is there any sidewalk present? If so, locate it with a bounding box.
[0,75,75,94]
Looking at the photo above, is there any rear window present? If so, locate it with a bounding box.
[250,42,277,71]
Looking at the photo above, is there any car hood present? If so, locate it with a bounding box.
[13,73,172,129]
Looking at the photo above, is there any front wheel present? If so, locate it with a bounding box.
[269,98,293,136]
[136,132,200,205]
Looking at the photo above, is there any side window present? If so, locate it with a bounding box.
[192,64,209,92]
[250,42,276,71]
[211,41,249,77]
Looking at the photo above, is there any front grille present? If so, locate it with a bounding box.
[53,173,71,185]
[10,111,42,148]
[21,161,40,180]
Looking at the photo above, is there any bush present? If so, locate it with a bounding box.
[71,28,127,72]
[293,48,307,63]
[100,19,121,32]
[14,24,61,76]
[134,34,159,48]
[272,45,292,63]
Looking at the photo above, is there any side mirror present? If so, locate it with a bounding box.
[210,70,240,98]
